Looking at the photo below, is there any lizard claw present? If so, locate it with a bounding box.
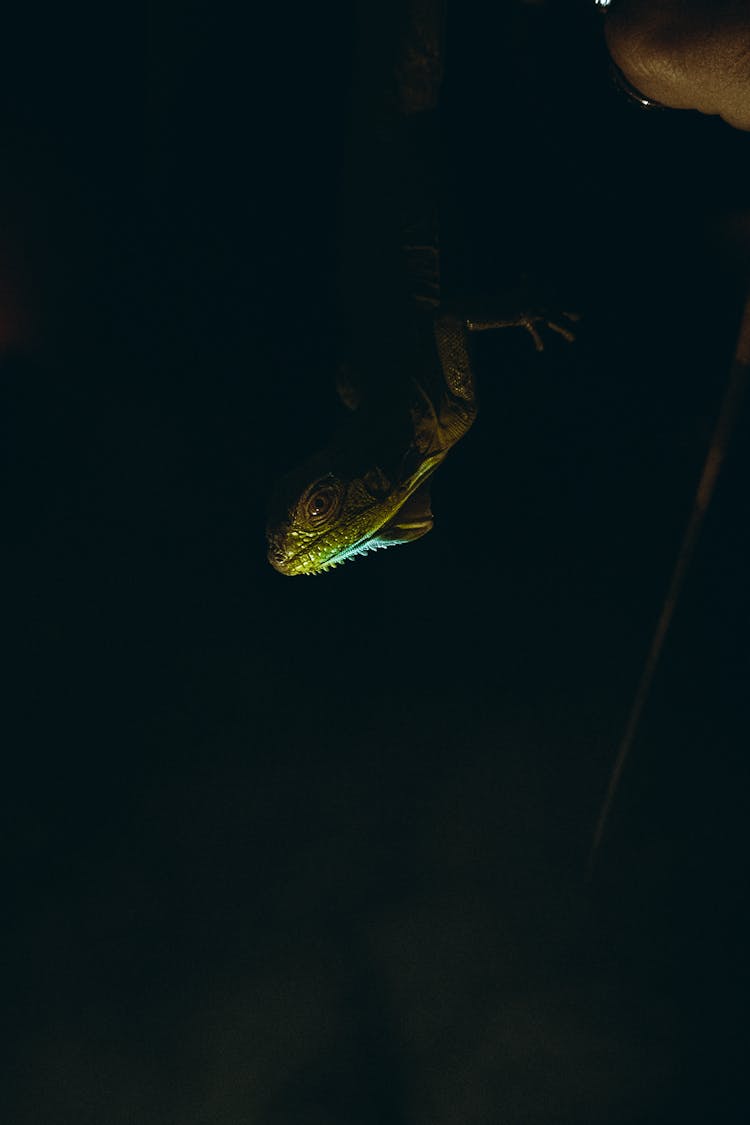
[520,316,546,352]
[521,311,580,351]
[545,316,578,344]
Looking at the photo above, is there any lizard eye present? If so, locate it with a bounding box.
[305,481,340,524]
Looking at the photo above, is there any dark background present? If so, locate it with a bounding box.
[4,1,750,1122]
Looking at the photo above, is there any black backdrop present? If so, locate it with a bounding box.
[4,2,750,1122]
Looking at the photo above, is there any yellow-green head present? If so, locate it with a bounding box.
[266,396,445,576]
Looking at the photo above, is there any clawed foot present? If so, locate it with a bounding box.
[465,309,580,352]
[521,311,580,352]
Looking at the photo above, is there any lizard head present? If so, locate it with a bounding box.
[266,391,446,576]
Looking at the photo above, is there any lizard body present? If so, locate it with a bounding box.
[266,1,574,576]
[267,310,476,575]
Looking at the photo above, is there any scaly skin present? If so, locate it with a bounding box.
[266,303,576,576]
[265,0,575,576]
[267,312,476,576]
[267,0,455,577]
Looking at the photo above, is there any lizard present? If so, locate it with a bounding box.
[266,0,576,576]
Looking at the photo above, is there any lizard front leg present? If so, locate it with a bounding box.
[465,309,580,352]
[443,288,580,352]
